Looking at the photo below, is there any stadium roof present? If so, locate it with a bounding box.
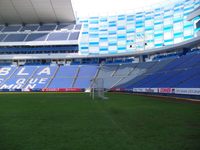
[73,0,177,17]
[0,0,76,24]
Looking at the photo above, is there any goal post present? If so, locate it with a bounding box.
[90,78,108,100]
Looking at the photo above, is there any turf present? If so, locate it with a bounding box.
[0,93,199,150]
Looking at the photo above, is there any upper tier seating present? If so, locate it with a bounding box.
[2,25,22,32]
[38,24,57,31]
[26,33,48,41]
[0,34,7,42]
[0,23,82,45]
[20,24,39,31]
[47,32,70,41]
[4,34,28,42]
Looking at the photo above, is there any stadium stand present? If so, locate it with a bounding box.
[0,50,199,91]
[115,51,200,89]
[0,0,199,100]
[0,23,82,45]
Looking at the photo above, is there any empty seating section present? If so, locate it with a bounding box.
[0,25,4,31]
[20,25,39,31]
[176,72,200,88]
[77,66,97,77]
[73,66,98,88]
[34,66,58,77]
[12,66,38,77]
[55,66,78,77]
[64,24,74,30]
[2,25,21,32]
[57,24,78,30]
[47,32,69,41]
[24,66,58,89]
[175,54,200,69]
[0,66,56,90]
[49,66,79,88]
[75,24,82,30]
[49,78,74,88]
[116,53,200,89]
[0,53,200,90]
[26,33,48,41]
[4,34,28,42]
[0,66,37,90]
[68,32,80,40]
[159,55,193,71]
[114,64,134,76]
[97,65,121,89]
[0,66,17,79]
[38,24,56,31]
[56,24,69,30]
[0,34,7,42]
[0,23,82,44]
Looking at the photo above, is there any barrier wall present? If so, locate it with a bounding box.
[132,88,200,95]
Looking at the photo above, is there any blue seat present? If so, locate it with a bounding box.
[26,33,48,41]
[4,34,28,42]
[47,32,69,41]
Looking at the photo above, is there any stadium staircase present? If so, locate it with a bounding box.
[72,66,80,88]
[45,65,60,88]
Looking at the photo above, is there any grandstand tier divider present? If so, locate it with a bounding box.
[45,65,60,89]
[72,66,81,88]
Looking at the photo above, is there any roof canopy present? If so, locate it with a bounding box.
[0,0,75,24]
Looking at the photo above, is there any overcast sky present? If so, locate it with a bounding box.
[72,0,177,17]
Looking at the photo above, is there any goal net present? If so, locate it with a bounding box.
[90,78,108,100]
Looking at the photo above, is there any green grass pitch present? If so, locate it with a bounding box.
[0,93,199,150]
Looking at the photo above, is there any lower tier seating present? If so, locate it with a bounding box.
[0,52,199,90]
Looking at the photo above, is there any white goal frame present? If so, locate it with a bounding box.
[90,78,108,100]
